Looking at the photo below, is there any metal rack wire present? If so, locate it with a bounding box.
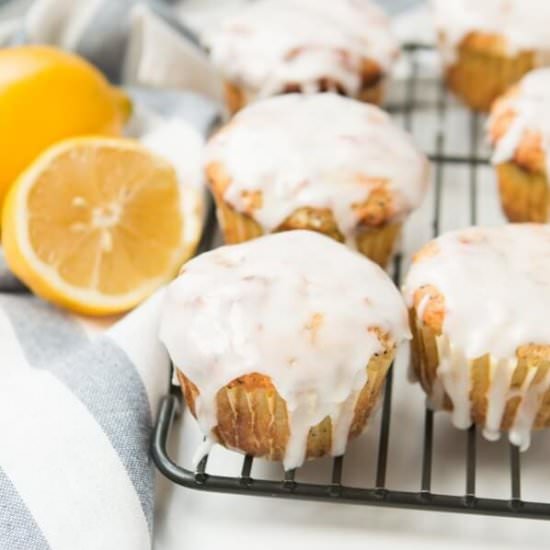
[152,44,550,520]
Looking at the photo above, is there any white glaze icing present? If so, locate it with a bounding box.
[483,358,515,441]
[509,369,550,449]
[435,335,472,430]
[403,224,550,448]
[432,0,550,64]
[204,0,399,99]
[159,230,410,469]
[205,93,429,245]
[490,68,550,177]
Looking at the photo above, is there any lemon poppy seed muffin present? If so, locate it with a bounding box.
[489,68,550,222]
[205,94,430,268]
[204,0,399,114]
[403,225,550,449]
[432,0,550,111]
[159,231,410,469]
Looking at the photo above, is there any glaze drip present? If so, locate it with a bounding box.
[490,68,550,177]
[205,94,429,245]
[205,0,398,99]
[404,225,550,447]
[159,231,410,469]
[432,0,550,64]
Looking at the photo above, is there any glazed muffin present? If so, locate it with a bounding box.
[488,68,550,222]
[159,230,410,469]
[205,94,429,268]
[432,0,550,111]
[204,0,399,114]
[403,225,550,449]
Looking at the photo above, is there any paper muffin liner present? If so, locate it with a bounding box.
[355,222,402,269]
[410,308,550,449]
[223,81,250,116]
[212,192,402,268]
[177,346,394,463]
[495,162,550,222]
[442,41,535,112]
[356,77,386,106]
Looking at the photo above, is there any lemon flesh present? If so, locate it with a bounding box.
[2,137,200,316]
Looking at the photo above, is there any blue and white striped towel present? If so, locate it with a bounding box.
[0,0,422,548]
[0,292,166,549]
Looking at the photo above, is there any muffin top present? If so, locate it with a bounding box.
[204,0,398,98]
[205,94,429,243]
[160,230,410,467]
[432,0,550,62]
[403,224,550,361]
[489,68,550,174]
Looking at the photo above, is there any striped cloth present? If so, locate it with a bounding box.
[0,292,167,549]
[0,0,421,549]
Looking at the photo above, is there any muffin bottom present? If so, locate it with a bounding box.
[496,162,550,222]
[213,194,401,268]
[410,307,550,440]
[177,345,395,462]
[224,78,385,115]
[443,38,535,112]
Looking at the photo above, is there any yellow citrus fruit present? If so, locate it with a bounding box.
[0,45,131,213]
[2,137,203,316]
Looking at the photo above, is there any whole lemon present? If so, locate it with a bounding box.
[0,45,131,214]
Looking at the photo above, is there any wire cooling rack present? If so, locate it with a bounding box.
[152,44,550,520]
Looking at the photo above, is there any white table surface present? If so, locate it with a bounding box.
[154,3,550,549]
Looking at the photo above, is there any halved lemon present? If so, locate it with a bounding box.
[2,137,203,315]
